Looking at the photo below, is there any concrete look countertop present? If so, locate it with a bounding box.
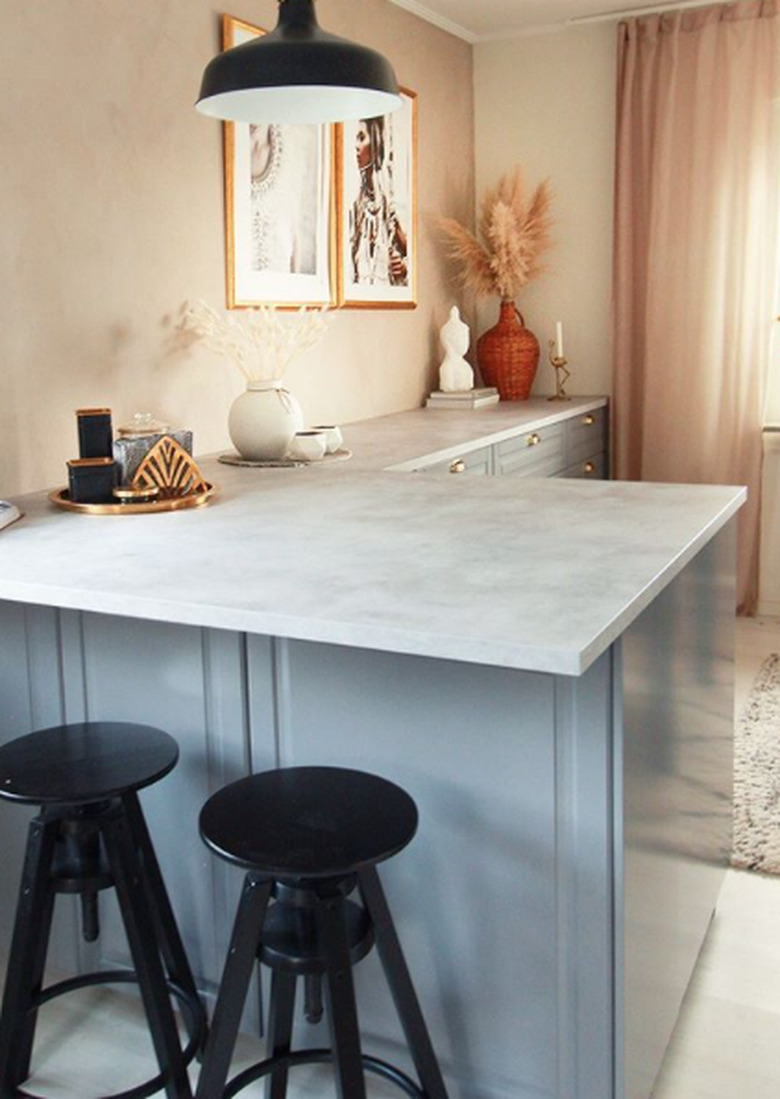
[0,398,744,676]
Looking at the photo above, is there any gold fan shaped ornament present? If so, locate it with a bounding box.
[132,436,209,499]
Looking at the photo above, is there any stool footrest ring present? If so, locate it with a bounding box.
[224,1047,425,1098]
[11,969,207,1099]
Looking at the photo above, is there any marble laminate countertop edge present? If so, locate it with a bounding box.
[0,399,746,677]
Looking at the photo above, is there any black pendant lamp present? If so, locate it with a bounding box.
[196,0,402,125]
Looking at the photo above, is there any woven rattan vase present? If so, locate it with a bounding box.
[477,300,540,401]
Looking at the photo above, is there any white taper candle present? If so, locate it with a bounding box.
[556,321,564,359]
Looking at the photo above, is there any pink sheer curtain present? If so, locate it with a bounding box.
[613,0,780,613]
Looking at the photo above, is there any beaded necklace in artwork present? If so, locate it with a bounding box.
[354,173,390,285]
[251,125,285,272]
[250,124,283,196]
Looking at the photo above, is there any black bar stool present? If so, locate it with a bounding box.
[0,721,207,1099]
[195,765,449,1099]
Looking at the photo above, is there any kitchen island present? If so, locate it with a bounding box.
[0,399,743,1099]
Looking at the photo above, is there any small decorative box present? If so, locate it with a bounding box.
[67,458,117,504]
[76,408,113,459]
[112,484,161,506]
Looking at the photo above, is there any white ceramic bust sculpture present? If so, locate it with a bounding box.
[438,306,474,393]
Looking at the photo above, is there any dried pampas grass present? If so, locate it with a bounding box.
[439,167,554,300]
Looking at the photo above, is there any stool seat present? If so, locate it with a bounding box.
[0,722,178,805]
[199,766,418,878]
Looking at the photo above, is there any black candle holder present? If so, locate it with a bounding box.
[76,408,113,459]
[67,458,117,504]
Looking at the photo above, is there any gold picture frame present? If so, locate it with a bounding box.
[337,87,418,309]
[221,15,338,309]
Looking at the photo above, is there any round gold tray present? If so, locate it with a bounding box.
[48,483,217,515]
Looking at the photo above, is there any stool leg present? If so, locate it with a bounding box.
[358,866,449,1099]
[0,815,58,1095]
[102,809,193,1099]
[265,969,296,1099]
[77,825,102,943]
[122,791,207,1052]
[303,973,323,1024]
[313,890,368,1099]
[195,874,273,1099]
[80,889,101,943]
[256,960,265,1039]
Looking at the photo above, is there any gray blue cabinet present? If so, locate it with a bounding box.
[411,401,608,480]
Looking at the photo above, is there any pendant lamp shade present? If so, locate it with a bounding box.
[196,0,403,125]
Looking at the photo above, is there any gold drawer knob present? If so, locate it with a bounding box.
[450,459,466,474]
[527,433,541,447]
[583,461,596,475]
[582,414,595,426]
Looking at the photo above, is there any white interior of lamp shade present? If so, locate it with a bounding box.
[196,85,403,125]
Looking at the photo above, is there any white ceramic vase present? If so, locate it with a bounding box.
[228,381,305,461]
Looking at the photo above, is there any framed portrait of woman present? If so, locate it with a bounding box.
[222,16,337,308]
[337,88,418,309]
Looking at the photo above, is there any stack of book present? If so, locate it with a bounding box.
[426,387,500,410]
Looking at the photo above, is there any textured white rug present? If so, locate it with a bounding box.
[733,653,780,874]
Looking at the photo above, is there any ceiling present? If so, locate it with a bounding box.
[386,0,706,41]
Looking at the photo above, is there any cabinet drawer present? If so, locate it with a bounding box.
[555,453,606,480]
[419,445,492,476]
[565,408,607,466]
[495,423,565,477]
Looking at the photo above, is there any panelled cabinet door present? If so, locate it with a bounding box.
[555,453,607,479]
[494,424,566,477]
[565,408,607,467]
[417,445,493,476]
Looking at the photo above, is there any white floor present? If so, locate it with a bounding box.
[651,615,780,1099]
[8,616,780,1098]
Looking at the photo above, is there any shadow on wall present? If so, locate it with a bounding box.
[154,309,200,374]
[0,401,21,495]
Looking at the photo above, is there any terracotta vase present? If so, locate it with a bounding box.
[477,300,540,401]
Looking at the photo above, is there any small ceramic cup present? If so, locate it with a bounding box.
[310,424,343,454]
[287,431,327,462]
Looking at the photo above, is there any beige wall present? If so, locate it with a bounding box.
[474,25,617,399]
[0,0,473,495]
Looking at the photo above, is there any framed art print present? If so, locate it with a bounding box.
[222,16,337,308]
[338,88,418,308]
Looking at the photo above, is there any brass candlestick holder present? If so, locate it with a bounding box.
[547,339,571,401]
